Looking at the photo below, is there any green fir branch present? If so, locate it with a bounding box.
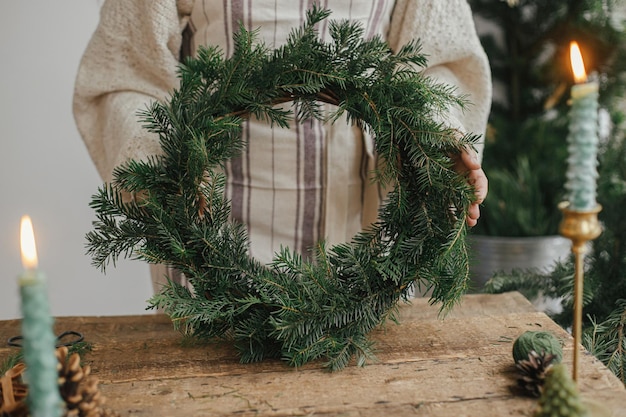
[584,300,626,385]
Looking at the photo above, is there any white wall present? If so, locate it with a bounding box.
[0,2,153,320]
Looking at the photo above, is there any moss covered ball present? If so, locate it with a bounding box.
[513,331,563,363]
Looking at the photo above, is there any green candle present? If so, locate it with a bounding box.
[565,42,599,211]
[19,215,63,417]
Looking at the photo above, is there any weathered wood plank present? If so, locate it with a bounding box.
[1,292,624,416]
[98,353,625,417]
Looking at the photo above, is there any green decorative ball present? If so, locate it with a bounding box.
[513,331,563,363]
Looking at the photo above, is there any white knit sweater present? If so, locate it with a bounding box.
[73,0,492,268]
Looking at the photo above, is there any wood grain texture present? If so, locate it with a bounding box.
[1,292,624,416]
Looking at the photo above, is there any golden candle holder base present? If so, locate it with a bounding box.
[558,201,603,383]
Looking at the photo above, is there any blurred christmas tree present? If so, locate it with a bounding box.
[469,0,626,236]
[473,0,626,383]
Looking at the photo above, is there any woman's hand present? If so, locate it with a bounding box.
[453,147,488,227]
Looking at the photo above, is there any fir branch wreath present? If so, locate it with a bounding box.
[86,6,479,370]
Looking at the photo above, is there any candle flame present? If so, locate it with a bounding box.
[570,41,587,83]
[20,215,38,270]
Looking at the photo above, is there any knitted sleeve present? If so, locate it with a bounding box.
[72,0,193,182]
[388,0,492,158]
[75,0,491,181]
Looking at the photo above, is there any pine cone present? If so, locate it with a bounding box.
[516,350,557,397]
[56,347,119,417]
[0,347,119,417]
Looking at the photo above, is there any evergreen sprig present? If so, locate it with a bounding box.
[86,6,477,370]
[584,300,626,384]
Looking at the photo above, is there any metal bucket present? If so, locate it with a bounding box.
[468,235,572,288]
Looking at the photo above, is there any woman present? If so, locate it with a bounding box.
[73,0,491,290]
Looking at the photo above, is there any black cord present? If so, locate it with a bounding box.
[7,330,84,348]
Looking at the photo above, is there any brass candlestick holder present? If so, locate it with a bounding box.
[558,201,603,382]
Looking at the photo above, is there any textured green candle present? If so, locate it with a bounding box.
[19,270,63,417]
[565,80,600,211]
[19,215,62,417]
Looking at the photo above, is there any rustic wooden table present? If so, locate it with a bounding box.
[1,292,625,416]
